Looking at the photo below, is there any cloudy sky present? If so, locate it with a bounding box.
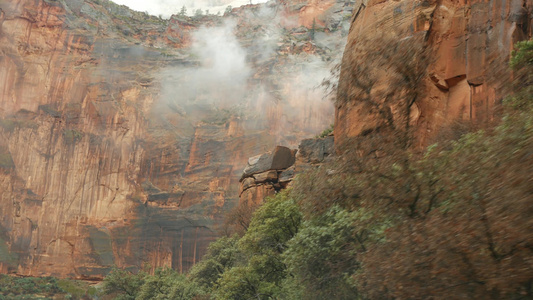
[111,0,268,18]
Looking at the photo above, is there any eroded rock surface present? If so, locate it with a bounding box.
[336,0,533,147]
[241,146,297,179]
[0,0,348,278]
[239,146,296,206]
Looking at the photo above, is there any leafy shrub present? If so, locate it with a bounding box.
[316,124,333,138]
[102,267,147,299]
[0,275,66,299]
[188,235,241,291]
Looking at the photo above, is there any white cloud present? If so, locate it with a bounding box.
[111,0,268,18]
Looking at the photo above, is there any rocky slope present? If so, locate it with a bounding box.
[0,0,351,278]
[336,0,532,147]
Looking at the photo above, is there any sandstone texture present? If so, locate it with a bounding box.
[0,0,349,278]
[336,0,533,147]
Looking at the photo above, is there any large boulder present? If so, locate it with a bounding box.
[241,146,296,180]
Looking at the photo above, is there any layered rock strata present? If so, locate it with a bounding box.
[0,0,348,278]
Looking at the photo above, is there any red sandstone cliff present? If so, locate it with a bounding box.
[336,0,532,147]
[0,0,347,278]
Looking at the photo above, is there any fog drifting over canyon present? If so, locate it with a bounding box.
[155,6,339,146]
[111,0,269,18]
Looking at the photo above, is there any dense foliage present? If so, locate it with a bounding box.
[0,275,95,300]
[0,275,63,299]
[100,39,533,299]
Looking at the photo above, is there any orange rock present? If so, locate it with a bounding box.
[0,0,339,278]
[335,0,532,148]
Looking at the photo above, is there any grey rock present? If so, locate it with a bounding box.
[298,136,334,164]
[289,3,307,12]
[293,26,309,34]
[242,146,296,180]
[279,166,295,183]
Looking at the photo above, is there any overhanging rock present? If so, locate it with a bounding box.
[241,146,297,181]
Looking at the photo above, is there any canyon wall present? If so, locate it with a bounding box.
[0,0,350,278]
[3,0,529,280]
[237,0,533,228]
[336,0,532,147]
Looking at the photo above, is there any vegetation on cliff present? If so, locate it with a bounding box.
[98,39,533,299]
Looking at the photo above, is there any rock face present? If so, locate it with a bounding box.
[0,0,218,278]
[297,135,334,165]
[336,0,533,147]
[239,136,334,206]
[239,146,297,206]
[0,0,348,278]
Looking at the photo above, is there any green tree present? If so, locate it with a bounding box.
[224,6,232,15]
[310,18,316,40]
[212,192,302,299]
[283,206,363,300]
[136,268,177,300]
[188,235,241,291]
[215,259,281,300]
[239,191,301,255]
[508,39,533,110]
[137,268,205,300]
[102,267,146,300]
[167,276,206,299]
[351,39,533,299]
[178,5,187,16]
